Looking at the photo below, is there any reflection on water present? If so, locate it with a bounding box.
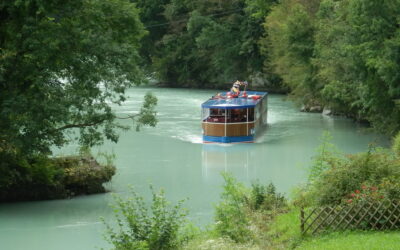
[202,144,255,181]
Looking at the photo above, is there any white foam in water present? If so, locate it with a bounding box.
[172,134,203,144]
[55,221,101,229]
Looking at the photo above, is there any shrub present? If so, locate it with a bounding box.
[214,173,287,243]
[307,131,343,183]
[103,186,189,250]
[250,182,286,211]
[0,151,115,201]
[55,156,115,194]
[393,132,400,156]
[300,133,400,207]
[342,184,385,204]
[214,173,251,243]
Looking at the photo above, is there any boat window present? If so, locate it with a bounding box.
[228,109,249,123]
[205,108,226,123]
[204,108,255,123]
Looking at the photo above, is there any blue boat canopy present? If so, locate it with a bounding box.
[201,91,267,109]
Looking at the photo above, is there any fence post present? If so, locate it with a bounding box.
[300,207,305,234]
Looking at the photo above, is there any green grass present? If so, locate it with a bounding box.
[183,236,261,250]
[297,231,400,250]
[266,207,303,249]
[183,207,400,250]
[263,207,400,250]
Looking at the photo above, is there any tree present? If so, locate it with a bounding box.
[263,0,400,134]
[263,0,320,106]
[148,0,278,88]
[314,0,400,133]
[132,0,171,70]
[0,0,157,187]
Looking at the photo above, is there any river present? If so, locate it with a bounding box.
[0,87,389,250]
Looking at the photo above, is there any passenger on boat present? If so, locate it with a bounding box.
[229,80,248,97]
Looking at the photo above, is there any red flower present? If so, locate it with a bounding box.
[350,193,356,197]
[355,190,361,194]
[362,185,367,190]
[371,186,378,191]
[347,199,353,203]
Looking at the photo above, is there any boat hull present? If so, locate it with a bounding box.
[203,135,254,143]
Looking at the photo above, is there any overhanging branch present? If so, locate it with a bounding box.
[56,119,107,131]
[56,113,140,131]
[115,114,139,120]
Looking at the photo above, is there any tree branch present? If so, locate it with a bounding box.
[56,119,107,131]
[56,113,141,131]
[115,114,139,120]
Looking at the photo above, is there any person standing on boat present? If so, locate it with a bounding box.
[229,80,248,97]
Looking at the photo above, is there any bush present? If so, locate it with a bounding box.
[214,173,287,243]
[55,155,115,194]
[393,132,400,156]
[249,182,286,211]
[0,151,115,201]
[103,186,189,250]
[300,133,400,207]
[214,173,251,243]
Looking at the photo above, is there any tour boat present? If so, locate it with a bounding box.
[201,90,268,143]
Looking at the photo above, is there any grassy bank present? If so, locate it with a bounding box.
[104,177,400,250]
[298,231,400,250]
[180,206,400,249]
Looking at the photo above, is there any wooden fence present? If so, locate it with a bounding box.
[300,201,400,235]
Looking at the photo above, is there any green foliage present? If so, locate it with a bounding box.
[0,153,62,194]
[249,182,286,211]
[214,173,287,243]
[57,155,116,194]
[139,0,278,88]
[104,186,189,250]
[264,0,320,106]
[393,132,400,156]
[133,0,171,68]
[266,208,302,249]
[308,131,342,182]
[300,133,400,207]
[0,0,156,157]
[297,231,400,250]
[214,173,251,243]
[0,153,115,201]
[135,92,158,131]
[263,0,400,134]
[0,0,158,192]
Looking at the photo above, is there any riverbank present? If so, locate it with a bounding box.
[183,208,399,249]
[0,154,115,202]
[183,132,400,249]
[255,208,400,250]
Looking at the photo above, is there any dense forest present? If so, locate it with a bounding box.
[1,0,400,199]
[133,0,400,135]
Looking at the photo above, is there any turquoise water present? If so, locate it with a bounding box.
[0,88,389,250]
